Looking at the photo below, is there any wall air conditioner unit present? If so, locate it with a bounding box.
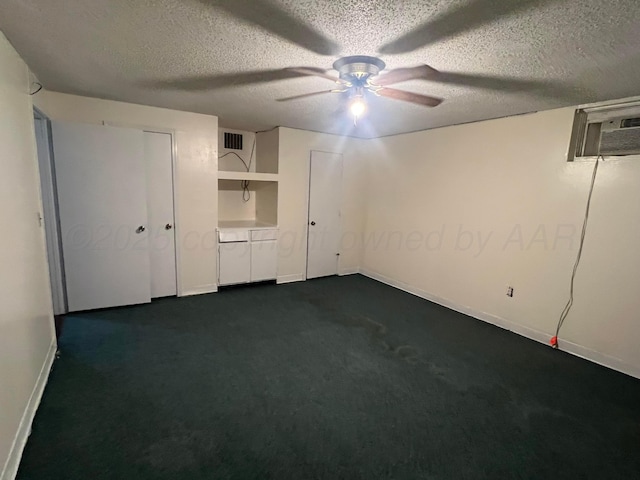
[570,102,640,159]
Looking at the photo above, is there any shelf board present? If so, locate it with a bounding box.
[218,171,278,182]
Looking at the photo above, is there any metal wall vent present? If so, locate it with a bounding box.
[224,132,243,150]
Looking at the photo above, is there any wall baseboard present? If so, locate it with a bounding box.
[180,284,218,297]
[359,268,640,380]
[559,338,640,379]
[277,274,305,284]
[338,267,360,276]
[1,341,57,480]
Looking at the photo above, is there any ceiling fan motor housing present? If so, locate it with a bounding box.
[333,56,386,84]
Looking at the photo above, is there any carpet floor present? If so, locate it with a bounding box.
[17,275,640,479]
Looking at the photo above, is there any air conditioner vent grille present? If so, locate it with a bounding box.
[621,117,640,128]
[224,132,243,150]
[600,128,640,156]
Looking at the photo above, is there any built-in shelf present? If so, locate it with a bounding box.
[218,171,278,182]
[217,128,279,231]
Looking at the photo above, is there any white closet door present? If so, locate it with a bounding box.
[144,132,177,298]
[52,121,151,311]
[307,151,343,279]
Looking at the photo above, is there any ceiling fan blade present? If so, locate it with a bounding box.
[286,67,345,84]
[434,71,579,99]
[200,0,340,55]
[374,65,440,86]
[276,90,337,102]
[142,69,317,90]
[378,0,555,54]
[377,88,443,107]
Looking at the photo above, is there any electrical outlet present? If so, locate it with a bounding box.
[506,286,514,297]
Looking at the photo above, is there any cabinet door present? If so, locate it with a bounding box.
[218,242,251,286]
[251,240,278,282]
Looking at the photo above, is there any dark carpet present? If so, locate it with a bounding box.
[17,275,640,479]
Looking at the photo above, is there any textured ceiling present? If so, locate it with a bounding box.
[1,0,639,138]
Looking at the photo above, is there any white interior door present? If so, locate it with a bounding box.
[307,151,343,279]
[144,132,177,298]
[34,113,67,315]
[52,121,151,312]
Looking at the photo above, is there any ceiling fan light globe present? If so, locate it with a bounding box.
[350,98,367,118]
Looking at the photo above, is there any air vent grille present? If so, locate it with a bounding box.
[600,128,640,156]
[224,132,243,150]
[621,117,640,128]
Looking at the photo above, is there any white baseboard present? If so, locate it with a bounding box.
[360,267,530,334]
[277,274,305,284]
[1,341,57,480]
[338,267,360,276]
[559,338,640,379]
[359,268,640,380]
[180,284,218,297]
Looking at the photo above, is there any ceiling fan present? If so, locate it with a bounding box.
[152,0,574,125]
[278,57,443,124]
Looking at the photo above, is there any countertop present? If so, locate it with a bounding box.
[217,220,277,231]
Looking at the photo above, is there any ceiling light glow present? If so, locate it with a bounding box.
[350,98,366,121]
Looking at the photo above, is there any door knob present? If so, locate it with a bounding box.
[310,221,316,226]
[136,225,146,234]
[165,223,173,230]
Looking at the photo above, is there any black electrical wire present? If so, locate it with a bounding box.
[218,136,257,202]
[218,151,249,171]
[553,155,603,347]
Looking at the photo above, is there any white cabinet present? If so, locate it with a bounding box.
[250,229,278,241]
[218,242,251,286]
[218,225,278,286]
[251,240,278,282]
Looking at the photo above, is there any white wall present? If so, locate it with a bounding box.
[256,128,279,174]
[0,33,56,479]
[26,75,640,381]
[218,182,256,222]
[277,128,367,283]
[34,92,219,296]
[362,107,640,378]
[31,95,370,292]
